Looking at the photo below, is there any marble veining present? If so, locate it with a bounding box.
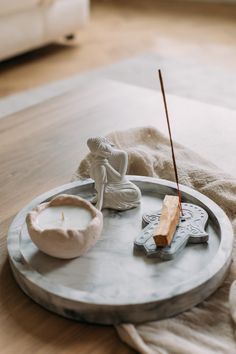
[7,176,234,324]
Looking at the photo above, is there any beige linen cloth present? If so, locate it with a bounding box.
[74,126,236,354]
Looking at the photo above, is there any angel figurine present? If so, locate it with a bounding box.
[87,137,141,211]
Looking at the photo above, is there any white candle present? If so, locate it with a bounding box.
[27,194,103,259]
[36,205,92,230]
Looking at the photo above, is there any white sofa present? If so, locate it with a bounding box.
[0,0,89,61]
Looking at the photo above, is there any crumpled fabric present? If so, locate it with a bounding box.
[75,126,236,354]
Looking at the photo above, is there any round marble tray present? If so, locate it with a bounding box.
[8,176,233,324]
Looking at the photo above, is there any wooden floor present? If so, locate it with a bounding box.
[0,0,236,98]
[0,2,236,354]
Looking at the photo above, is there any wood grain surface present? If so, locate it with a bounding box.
[0,0,235,97]
[0,79,235,354]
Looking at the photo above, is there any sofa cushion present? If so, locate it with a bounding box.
[0,0,41,16]
[0,0,89,61]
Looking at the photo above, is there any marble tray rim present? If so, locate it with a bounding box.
[7,176,234,307]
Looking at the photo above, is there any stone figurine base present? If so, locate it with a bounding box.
[7,177,233,325]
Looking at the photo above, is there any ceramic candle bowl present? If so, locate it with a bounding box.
[26,194,103,259]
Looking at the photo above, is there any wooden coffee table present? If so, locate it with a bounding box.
[0,79,235,354]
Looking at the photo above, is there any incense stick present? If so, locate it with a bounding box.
[158,69,183,216]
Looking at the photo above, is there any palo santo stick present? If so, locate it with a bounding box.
[153,195,180,247]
